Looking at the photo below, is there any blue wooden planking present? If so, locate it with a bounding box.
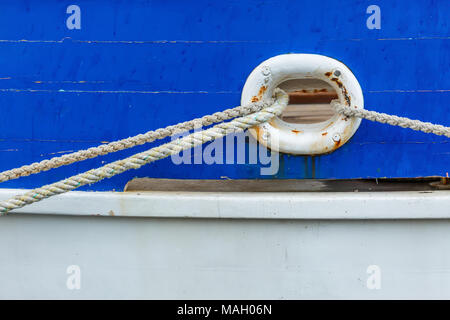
[0,0,449,191]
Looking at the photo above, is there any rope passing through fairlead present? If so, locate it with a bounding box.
[331,101,450,138]
[0,89,289,215]
[0,88,449,215]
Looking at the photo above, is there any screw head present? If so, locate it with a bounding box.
[334,70,341,77]
[261,66,271,76]
[332,133,341,142]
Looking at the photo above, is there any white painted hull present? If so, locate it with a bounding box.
[1,189,449,299]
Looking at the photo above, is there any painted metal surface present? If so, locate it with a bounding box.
[1,188,449,219]
[242,54,363,154]
[2,213,450,299]
[0,0,448,191]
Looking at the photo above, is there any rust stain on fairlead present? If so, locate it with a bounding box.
[322,120,335,131]
[330,77,343,88]
[334,140,342,148]
[292,129,302,134]
[324,72,351,106]
[251,85,267,102]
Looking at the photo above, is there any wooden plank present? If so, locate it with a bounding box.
[124,178,440,193]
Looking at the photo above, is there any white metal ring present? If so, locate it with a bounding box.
[241,54,364,155]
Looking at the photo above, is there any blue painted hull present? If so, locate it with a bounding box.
[0,0,448,191]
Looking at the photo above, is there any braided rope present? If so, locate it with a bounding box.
[0,89,289,215]
[331,101,450,138]
[0,98,274,183]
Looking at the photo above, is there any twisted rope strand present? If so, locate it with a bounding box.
[0,98,274,183]
[0,89,289,215]
[331,101,450,138]
[0,89,449,215]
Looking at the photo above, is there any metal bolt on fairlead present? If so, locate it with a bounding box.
[332,133,341,142]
